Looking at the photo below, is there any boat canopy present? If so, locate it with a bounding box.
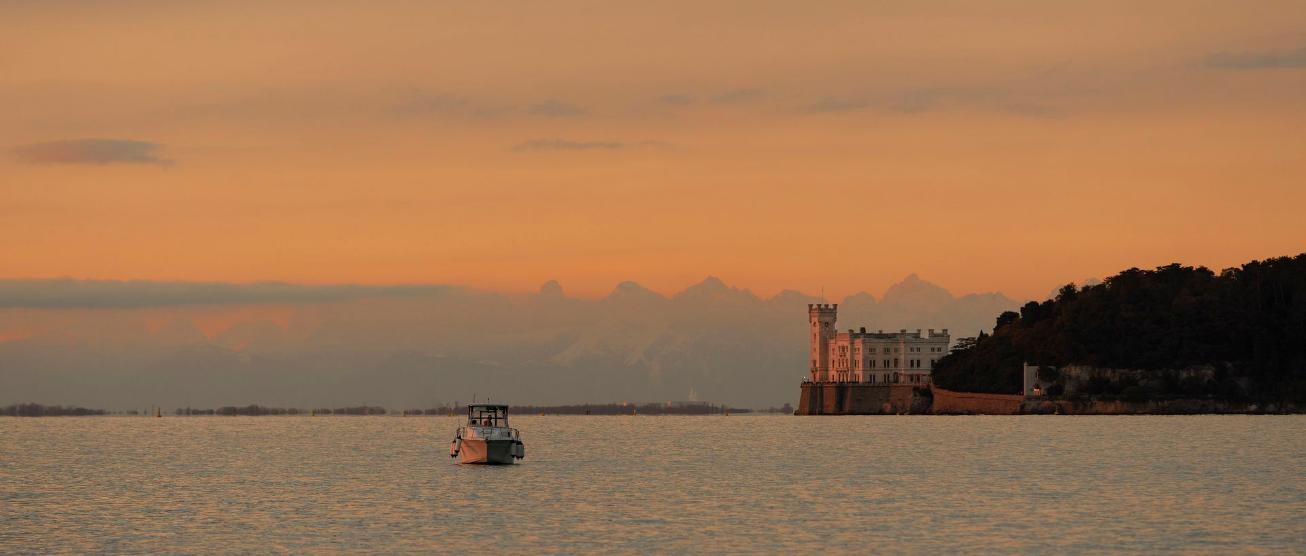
[466,404,510,427]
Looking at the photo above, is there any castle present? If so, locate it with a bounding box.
[808,303,949,385]
[797,303,949,414]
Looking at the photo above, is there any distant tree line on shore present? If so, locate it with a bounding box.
[511,402,749,415]
[2,403,107,416]
[932,254,1306,403]
[175,405,392,416]
[7,401,769,417]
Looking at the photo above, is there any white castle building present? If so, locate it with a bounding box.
[808,303,949,385]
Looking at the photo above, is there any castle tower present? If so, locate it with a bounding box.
[808,303,838,382]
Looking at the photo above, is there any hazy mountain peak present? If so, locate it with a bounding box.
[697,275,727,290]
[538,280,565,298]
[882,273,955,312]
[675,276,727,297]
[674,276,762,304]
[841,291,878,304]
[606,281,665,301]
[769,289,820,304]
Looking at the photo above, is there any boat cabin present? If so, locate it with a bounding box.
[466,404,510,427]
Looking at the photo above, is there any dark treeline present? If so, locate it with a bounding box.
[400,406,460,416]
[176,405,390,416]
[8,403,755,416]
[933,254,1306,402]
[512,402,750,415]
[2,403,107,416]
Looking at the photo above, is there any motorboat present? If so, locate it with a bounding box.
[449,404,524,464]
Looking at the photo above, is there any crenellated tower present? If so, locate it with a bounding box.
[808,303,838,382]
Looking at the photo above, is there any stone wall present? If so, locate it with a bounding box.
[795,383,918,415]
[1057,364,1216,395]
[1020,398,1299,415]
[798,380,1299,415]
[930,385,1024,415]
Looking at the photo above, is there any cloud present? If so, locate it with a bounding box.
[527,100,586,117]
[396,93,587,120]
[0,279,454,309]
[11,139,170,166]
[804,89,1059,117]
[806,97,870,113]
[1206,47,1306,70]
[711,88,765,104]
[658,94,695,106]
[392,93,505,119]
[509,139,668,154]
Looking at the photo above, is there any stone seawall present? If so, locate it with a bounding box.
[1020,398,1300,414]
[796,383,920,415]
[799,383,1301,415]
[930,385,1024,415]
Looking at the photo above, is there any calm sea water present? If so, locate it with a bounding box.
[2,415,1303,554]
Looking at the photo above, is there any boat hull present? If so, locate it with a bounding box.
[458,438,517,465]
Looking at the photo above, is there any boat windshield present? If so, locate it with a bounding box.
[466,405,509,427]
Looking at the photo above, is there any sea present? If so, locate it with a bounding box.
[2,415,1303,554]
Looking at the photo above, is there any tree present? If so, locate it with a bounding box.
[995,311,1020,331]
[931,253,1306,401]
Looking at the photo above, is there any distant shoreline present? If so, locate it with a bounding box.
[2,402,784,417]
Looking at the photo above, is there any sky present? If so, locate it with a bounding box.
[3,1,1305,301]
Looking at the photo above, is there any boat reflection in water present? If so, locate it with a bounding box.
[449,404,525,464]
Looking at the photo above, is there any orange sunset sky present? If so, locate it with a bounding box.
[3,1,1304,300]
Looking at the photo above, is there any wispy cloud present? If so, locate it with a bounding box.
[392,93,506,120]
[804,89,1058,118]
[396,93,588,120]
[509,140,668,153]
[1206,47,1306,70]
[658,94,695,106]
[711,88,765,104]
[806,97,870,113]
[528,100,586,117]
[0,279,453,309]
[11,139,170,166]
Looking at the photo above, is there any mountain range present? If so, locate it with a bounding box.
[0,275,1021,409]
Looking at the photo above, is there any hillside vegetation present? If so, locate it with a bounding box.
[932,254,1306,403]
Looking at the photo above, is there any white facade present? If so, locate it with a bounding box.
[808,303,949,385]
